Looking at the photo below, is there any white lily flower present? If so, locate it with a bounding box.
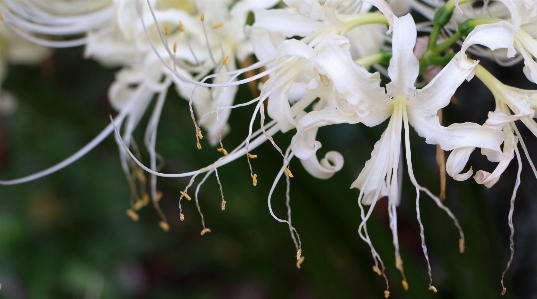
[291,13,505,290]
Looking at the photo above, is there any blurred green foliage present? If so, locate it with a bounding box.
[0,47,520,299]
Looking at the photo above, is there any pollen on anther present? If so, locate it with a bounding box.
[164,26,169,35]
[296,249,302,260]
[196,142,202,150]
[179,21,184,32]
[222,55,229,65]
[372,265,382,276]
[126,209,139,221]
[201,228,211,235]
[200,12,205,22]
[248,153,257,159]
[459,238,465,253]
[501,288,507,295]
[180,191,191,201]
[285,167,294,178]
[252,174,258,186]
[141,194,150,206]
[221,201,226,211]
[155,191,163,202]
[402,280,409,291]
[213,22,223,29]
[429,286,438,293]
[384,290,390,298]
[197,128,203,139]
[133,200,144,211]
[159,221,170,231]
[180,213,185,221]
[296,256,305,268]
[217,147,228,155]
[173,42,177,53]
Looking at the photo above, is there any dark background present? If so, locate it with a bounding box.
[0,45,535,299]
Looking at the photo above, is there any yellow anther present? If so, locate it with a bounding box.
[252,174,258,186]
[501,288,507,295]
[319,73,330,87]
[197,128,203,139]
[141,194,150,206]
[384,290,390,298]
[217,147,228,155]
[222,55,229,65]
[201,228,211,235]
[296,249,302,260]
[372,265,382,276]
[296,256,305,268]
[285,167,294,178]
[0,12,3,21]
[429,286,437,293]
[200,12,205,21]
[155,191,163,202]
[180,213,185,221]
[126,209,139,221]
[248,153,257,159]
[159,221,170,231]
[164,26,169,35]
[459,238,465,253]
[213,22,223,29]
[179,21,184,32]
[180,191,191,201]
[196,142,202,150]
[221,200,226,211]
[402,280,409,291]
[173,42,177,53]
[133,200,144,211]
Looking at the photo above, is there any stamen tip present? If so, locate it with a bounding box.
[217,147,229,156]
[459,238,465,253]
[384,290,390,298]
[180,213,185,221]
[159,221,170,232]
[247,153,257,159]
[252,174,258,186]
[201,228,211,235]
[180,191,191,201]
[372,265,382,276]
[285,167,294,178]
[429,286,437,293]
[501,288,507,295]
[402,280,409,291]
[221,200,226,211]
[126,209,139,222]
[296,256,305,268]
[200,12,205,21]
[155,191,163,202]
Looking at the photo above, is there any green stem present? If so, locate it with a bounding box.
[355,51,392,68]
[432,31,462,56]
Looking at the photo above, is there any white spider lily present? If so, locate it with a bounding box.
[292,13,505,291]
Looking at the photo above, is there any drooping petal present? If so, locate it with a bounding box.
[291,107,362,160]
[385,13,418,98]
[475,126,517,188]
[446,147,475,181]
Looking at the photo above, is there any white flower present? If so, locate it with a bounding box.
[291,13,505,289]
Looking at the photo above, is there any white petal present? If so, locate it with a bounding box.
[316,34,391,127]
[300,150,344,179]
[385,14,418,98]
[253,8,324,37]
[446,147,475,181]
[411,55,476,116]
[475,130,517,188]
[291,107,361,159]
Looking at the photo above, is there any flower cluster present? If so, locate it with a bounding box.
[1,0,536,296]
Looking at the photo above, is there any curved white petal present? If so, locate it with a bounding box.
[300,150,344,179]
[291,107,362,159]
[446,147,475,181]
[253,8,324,38]
[385,14,418,98]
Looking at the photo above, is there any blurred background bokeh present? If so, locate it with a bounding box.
[0,45,536,299]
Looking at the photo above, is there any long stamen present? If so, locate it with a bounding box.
[500,123,522,296]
